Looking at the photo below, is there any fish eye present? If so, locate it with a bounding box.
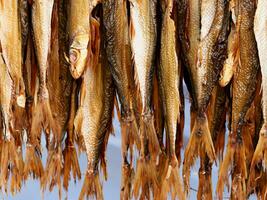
[69,49,80,64]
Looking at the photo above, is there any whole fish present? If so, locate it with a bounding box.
[183,0,230,193]
[58,0,81,192]
[0,0,25,106]
[66,0,100,79]
[249,0,267,195]
[129,0,160,197]
[158,0,180,172]
[75,17,115,200]
[102,0,139,198]
[217,0,260,199]
[31,0,59,147]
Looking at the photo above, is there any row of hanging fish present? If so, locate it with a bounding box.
[0,0,266,199]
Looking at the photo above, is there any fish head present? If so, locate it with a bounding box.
[66,34,89,79]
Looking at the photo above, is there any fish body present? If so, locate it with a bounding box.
[102,0,139,198]
[159,0,180,168]
[76,18,115,199]
[217,0,259,198]
[0,0,25,105]
[129,0,160,197]
[200,0,216,39]
[32,0,53,99]
[177,0,200,109]
[183,0,230,193]
[249,0,267,195]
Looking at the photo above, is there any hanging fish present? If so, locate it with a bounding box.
[183,0,230,193]
[217,0,260,198]
[128,0,160,198]
[248,0,267,198]
[76,17,115,199]
[102,0,139,198]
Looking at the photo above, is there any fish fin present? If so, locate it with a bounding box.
[120,163,134,200]
[133,158,158,199]
[183,113,215,194]
[42,148,63,200]
[62,145,81,191]
[0,139,24,194]
[216,140,235,200]
[248,126,267,191]
[197,161,212,200]
[214,126,226,161]
[88,17,101,72]
[231,144,247,199]
[140,114,161,159]
[168,167,185,200]
[79,172,103,200]
[23,144,44,180]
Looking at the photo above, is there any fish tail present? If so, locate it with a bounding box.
[79,172,103,200]
[214,126,226,161]
[231,143,247,199]
[62,145,81,191]
[168,167,185,200]
[183,113,215,194]
[248,124,267,191]
[23,144,44,180]
[141,114,161,159]
[133,158,158,199]
[42,148,63,200]
[0,139,24,194]
[197,160,212,200]
[120,163,134,200]
[216,139,235,200]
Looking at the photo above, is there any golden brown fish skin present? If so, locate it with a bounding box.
[183,0,230,193]
[0,0,25,101]
[248,0,267,195]
[67,0,100,79]
[177,0,200,109]
[20,0,29,61]
[102,1,139,198]
[217,0,260,199]
[158,0,180,168]
[31,0,53,100]
[76,16,115,199]
[130,0,160,197]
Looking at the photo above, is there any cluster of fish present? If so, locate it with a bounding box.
[0,0,266,199]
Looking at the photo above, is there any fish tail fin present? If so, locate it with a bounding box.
[10,139,24,195]
[23,144,44,180]
[62,144,81,191]
[42,148,63,200]
[214,126,226,161]
[168,167,185,200]
[183,114,215,193]
[216,140,235,200]
[141,114,160,159]
[133,158,158,199]
[79,172,103,200]
[248,124,267,191]
[120,163,134,200]
[41,98,60,141]
[197,162,212,200]
[231,143,247,199]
